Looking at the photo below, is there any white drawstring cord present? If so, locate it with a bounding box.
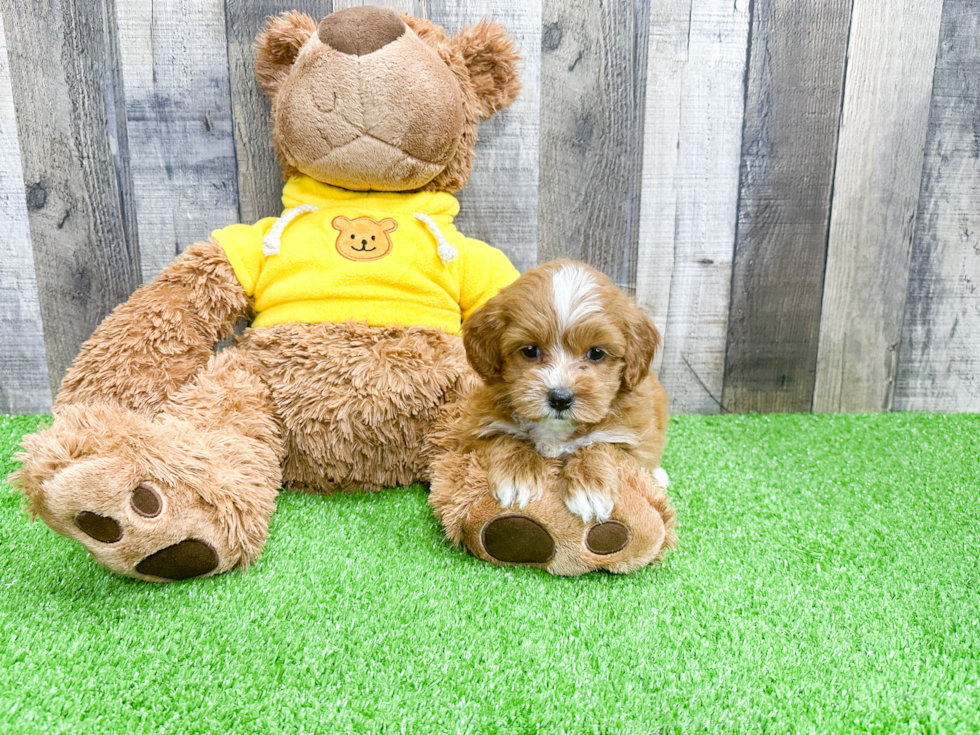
[414,212,457,264]
[262,204,318,256]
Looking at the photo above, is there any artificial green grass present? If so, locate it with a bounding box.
[1,412,978,734]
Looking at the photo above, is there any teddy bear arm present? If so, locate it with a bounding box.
[55,238,251,414]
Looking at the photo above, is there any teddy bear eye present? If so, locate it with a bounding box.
[350,234,355,239]
[371,235,375,240]
[586,347,606,362]
[520,345,540,359]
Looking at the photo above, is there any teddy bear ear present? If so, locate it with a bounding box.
[450,19,522,120]
[254,11,318,99]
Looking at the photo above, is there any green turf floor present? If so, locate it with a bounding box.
[1,412,978,734]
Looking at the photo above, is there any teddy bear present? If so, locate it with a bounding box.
[10,6,524,581]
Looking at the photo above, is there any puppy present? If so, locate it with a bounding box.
[458,260,669,523]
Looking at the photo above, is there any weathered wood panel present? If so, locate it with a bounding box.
[633,0,686,378]
[117,0,241,282]
[538,0,650,288]
[645,0,751,415]
[0,12,52,413]
[1,0,142,398]
[813,0,945,413]
[333,0,428,16]
[721,0,852,413]
[895,0,980,412]
[225,1,331,225]
[431,0,540,273]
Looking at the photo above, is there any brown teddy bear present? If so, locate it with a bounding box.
[11,6,524,581]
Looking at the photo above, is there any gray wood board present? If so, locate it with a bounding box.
[225,0,332,224]
[0,11,52,413]
[431,0,540,273]
[721,0,852,413]
[538,0,650,289]
[1,0,142,397]
[117,0,242,282]
[641,0,751,414]
[634,0,687,379]
[813,0,945,412]
[895,0,980,412]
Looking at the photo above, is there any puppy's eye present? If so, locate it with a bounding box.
[520,345,541,359]
[586,347,606,362]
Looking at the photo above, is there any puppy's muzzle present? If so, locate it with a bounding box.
[547,388,574,412]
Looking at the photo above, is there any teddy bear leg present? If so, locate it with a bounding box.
[429,452,675,575]
[12,349,283,581]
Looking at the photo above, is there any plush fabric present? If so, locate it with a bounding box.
[213,177,518,334]
[10,6,524,582]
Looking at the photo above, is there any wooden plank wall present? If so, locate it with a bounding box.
[1,0,978,415]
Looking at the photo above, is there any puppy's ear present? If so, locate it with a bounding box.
[620,300,660,392]
[463,297,508,383]
[254,12,317,99]
[451,20,522,120]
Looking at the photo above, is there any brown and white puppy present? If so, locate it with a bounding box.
[459,260,670,523]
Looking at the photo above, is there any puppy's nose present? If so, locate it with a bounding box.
[318,6,406,56]
[547,388,574,412]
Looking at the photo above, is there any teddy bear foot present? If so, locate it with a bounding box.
[480,515,633,565]
[71,487,220,581]
[430,452,676,576]
[46,458,241,581]
[13,405,281,582]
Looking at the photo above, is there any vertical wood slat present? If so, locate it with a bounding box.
[643,0,751,415]
[895,0,980,412]
[813,0,945,413]
[430,0,540,273]
[1,0,141,398]
[0,11,52,413]
[721,0,852,413]
[634,0,687,378]
[332,0,429,17]
[116,0,241,282]
[538,0,650,289]
[225,1,332,225]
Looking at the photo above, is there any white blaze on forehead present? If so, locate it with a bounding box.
[551,263,601,333]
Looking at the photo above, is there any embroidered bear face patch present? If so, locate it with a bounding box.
[332,216,398,261]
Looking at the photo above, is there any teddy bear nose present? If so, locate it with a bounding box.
[318,6,406,57]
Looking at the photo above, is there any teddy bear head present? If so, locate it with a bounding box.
[254,6,521,194]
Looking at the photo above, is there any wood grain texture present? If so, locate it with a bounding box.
[634,0,687,378]
[813,0,945,413]
[538,0,650,288]
[430,0,540,273]
[646,0,751,414]
[225,0,331,224]
[894,0,980,412]
[1,0,141,397]
[117,0,241,282]
[332,0,428,16]
[721,0,852,413]
[0,12,52,413]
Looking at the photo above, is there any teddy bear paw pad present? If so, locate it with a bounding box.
[74,512,123,543]
[481,515,555,564]
[136,540,219,580]
[585,521,631,555]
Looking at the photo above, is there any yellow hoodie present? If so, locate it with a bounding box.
[212,177,519,335]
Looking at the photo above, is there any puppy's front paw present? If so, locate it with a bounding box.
[563,485,615,524]
[492,480,544,510]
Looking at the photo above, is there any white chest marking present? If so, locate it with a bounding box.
[480,418,638,459]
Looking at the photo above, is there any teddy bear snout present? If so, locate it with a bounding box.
[317,6,406,57]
